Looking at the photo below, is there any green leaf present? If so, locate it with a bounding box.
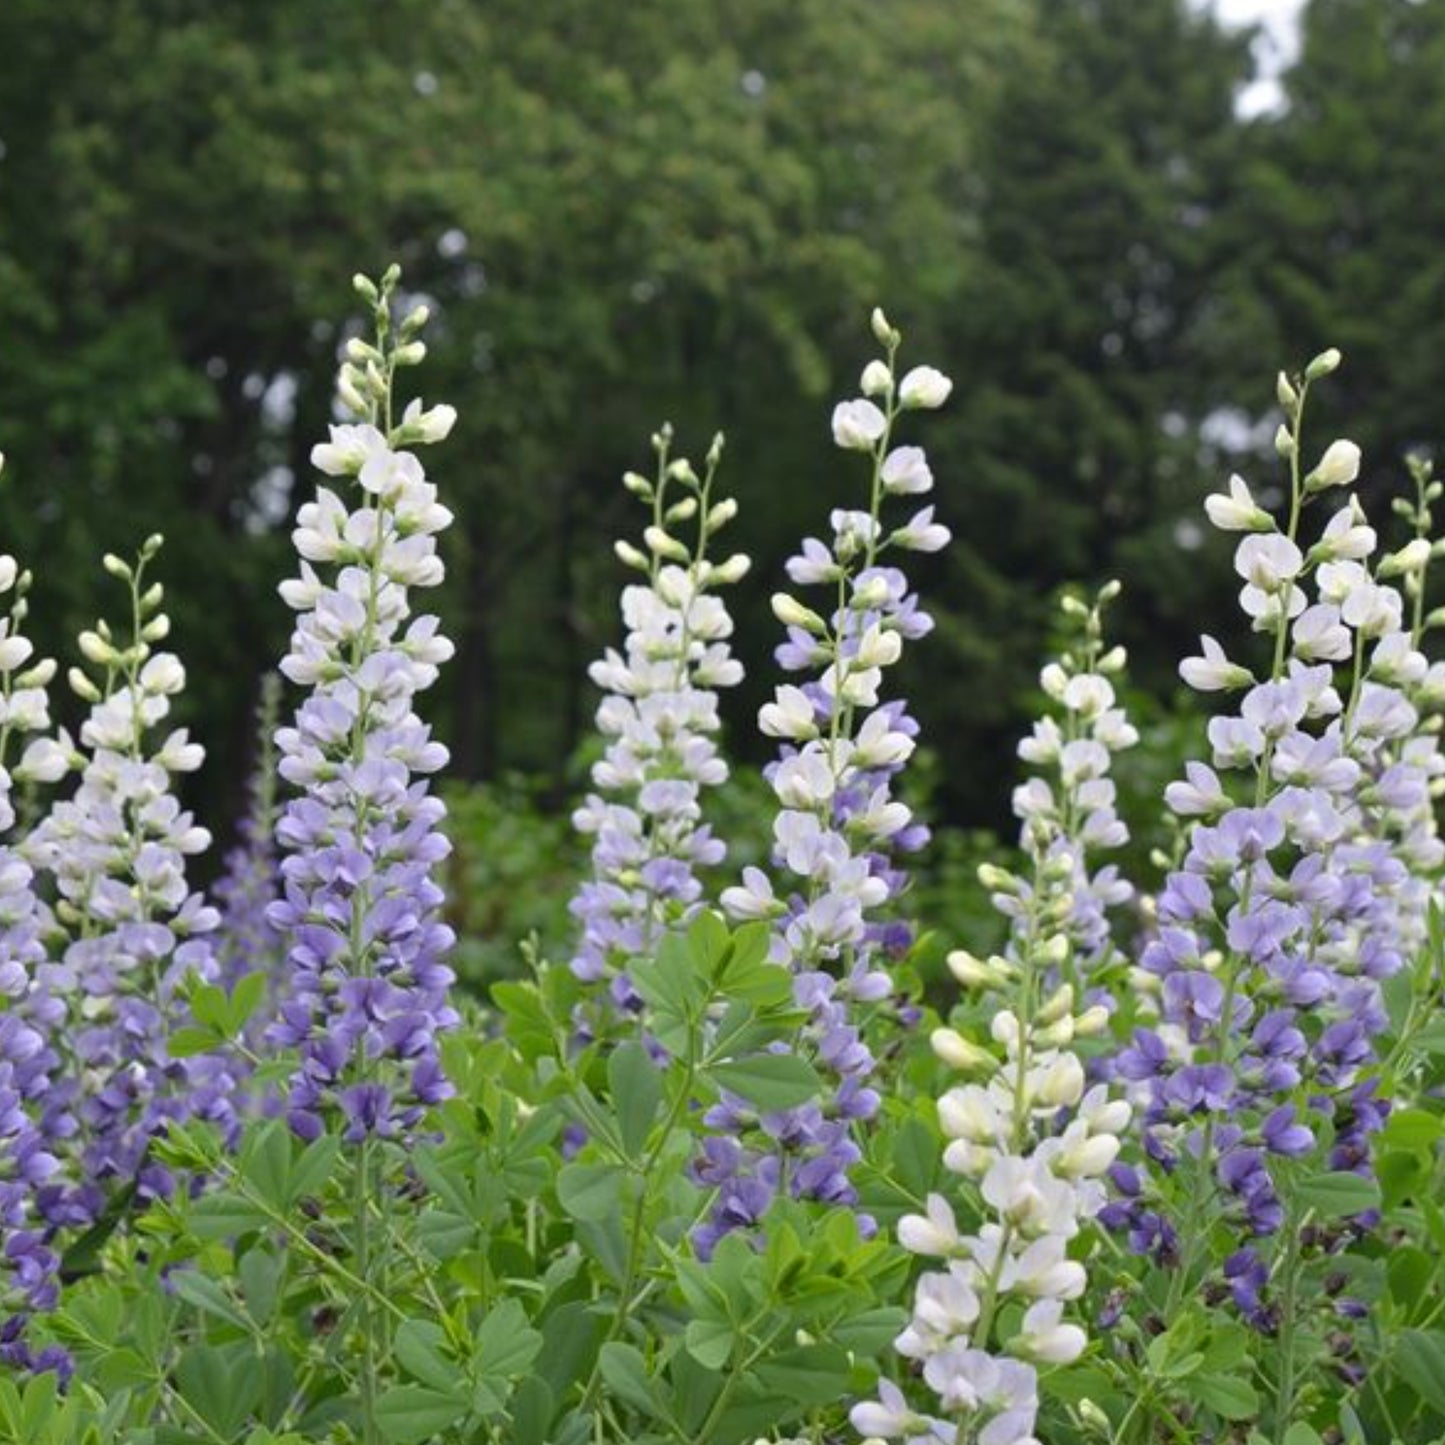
[1381,1107,1444,1150]
[1295,1171,1381,1219]
[1190,1373,1259,1420]
[754,1345,852,1404]
[175,1343,262,1439]
[557,1162,624,1223]
[687,910,732,978]
[474,1299,543,1380]
[375,1386,468,1444]
[510,1376,555,1445]
[288,1135,340,1203]
[170,1272,255,1336]
[598,1343,661,1420]
[609,1041,663,1158]
[167,1026,222,1058]
[832,1308,909,1355]
[189,1191,270,1239]
[710,1052,821,1111]
[1281,1425,1324,1445]
[1393,1329,1445,1416]
[394,1320,458,1394]
[229,970,267,1027]
[684,1318,733,1370]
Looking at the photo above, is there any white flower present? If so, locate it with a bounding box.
[861,360,893,397]
[899,1195,963,1257]
[881,446,934,495]
[1292,604,1352,662]
[14,736,69,784]
[1180,635,1252,691]
[892,506,950,553]
[310,421,387,476]
[0,635,32,672]
[899,366,953,410]
[1204,474,1273,532]
[832,399,888,450]
[1013,1298,1087,1365]
[719,866,784,921]
[1234,534,1303,590]
[1061,673,1113,718]
[402,397,457,443]
[758,685,818,741]
[849,1381,919,1440]
[1164,760,1226,816]
[773,749,838,809]
[0,556,15,593]
[140,654,186,696]
[1306,438,1361,491]
[1313,503,1375,561]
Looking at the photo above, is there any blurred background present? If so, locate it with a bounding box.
[1,0,1441,980]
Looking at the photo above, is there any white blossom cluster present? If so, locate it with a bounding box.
[569,427,748,1010]
[853,596,1135,1445]
[1000,587,1137,975]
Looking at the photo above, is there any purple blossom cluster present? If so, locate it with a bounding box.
[267,278,461,1145]
[700,312,952,1256]
[1103,359,1429,1327]
[569,428,747,1031]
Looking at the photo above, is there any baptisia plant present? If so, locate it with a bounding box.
[703,310,951,1255]
[569,426,747,1031]
[1104,351,1430,1434]
[852,589,1134,1445]
[6,533,233,1376]
[268,265,458,1148]
[0,502,72,1370]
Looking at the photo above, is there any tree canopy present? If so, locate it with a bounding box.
[0,0,1439,833]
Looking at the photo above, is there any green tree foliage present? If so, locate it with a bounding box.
[3,0,1443,839]
[915,0,1256,819]
[1235,0,1445,495]
[0,0,1029,823]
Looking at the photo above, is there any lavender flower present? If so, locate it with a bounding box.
[700,310,950,1256]
[267,267,459,1144]
[569,427,747,1029]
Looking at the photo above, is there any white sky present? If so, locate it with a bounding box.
[1204,0,1307,116]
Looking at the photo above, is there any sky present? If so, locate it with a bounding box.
[1206,0,1307,115]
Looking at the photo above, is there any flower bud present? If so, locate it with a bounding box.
[68,667,101,703]
[708,553,751,585]
[771,593,827,633]
[1305,347,1342,380]
[860,359,892,397]
[931,1028,995,1071]
[643,526,689,561]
